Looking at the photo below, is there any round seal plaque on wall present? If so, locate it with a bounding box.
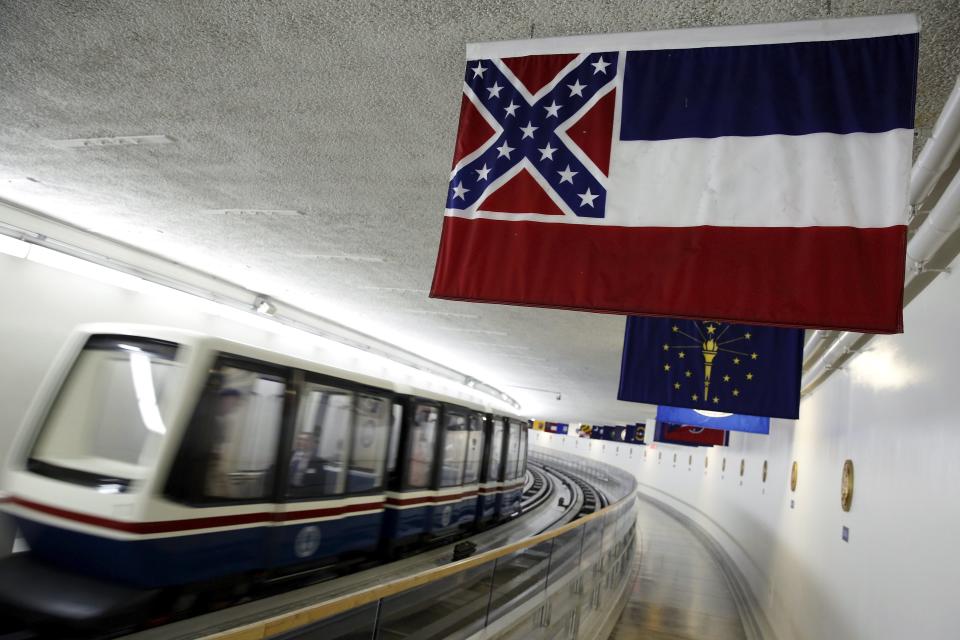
[841,459,854,512]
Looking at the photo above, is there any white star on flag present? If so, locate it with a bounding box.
[557,165,578,184]
[487,82,503,98]
[453,182,469,199]
[471,62,487,78]
[578,188,598,207]
[544,100,562,118]
[496,141,515,158]
[504,101,519,117]
[591,58,610,74]
[520,122,538,139]
[567,80,586,97]
[539,143,557,160]
[475,164,491,180]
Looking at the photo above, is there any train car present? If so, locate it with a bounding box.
[0,324,529,628]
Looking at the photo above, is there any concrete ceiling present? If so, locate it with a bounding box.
[0,0,958,424]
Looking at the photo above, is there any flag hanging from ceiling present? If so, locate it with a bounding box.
[618,317,804,419]
[656,405,770,435]
[431,14,919,333]
[654,422,730,447]
[632,422,646,444]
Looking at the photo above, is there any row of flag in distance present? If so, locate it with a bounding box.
[535,421,729,448]
[431,15,920,431]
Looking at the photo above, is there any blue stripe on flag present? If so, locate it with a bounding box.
[656,405,770,435]
[620,33,918,140]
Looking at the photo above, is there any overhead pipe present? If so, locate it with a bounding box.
[802,168,960,393]
[801,75,960,393]
[908,76,960,207]
[905,168,960,279]
[800,332,861,394]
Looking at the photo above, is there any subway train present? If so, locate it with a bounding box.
[0,325,529,628]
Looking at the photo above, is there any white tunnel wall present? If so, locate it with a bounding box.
[533,268,960,640]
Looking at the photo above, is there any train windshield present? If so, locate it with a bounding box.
[28,335,180,491]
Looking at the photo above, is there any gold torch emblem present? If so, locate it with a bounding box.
[662,322,758,406]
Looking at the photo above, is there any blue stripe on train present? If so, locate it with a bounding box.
[15,512,382,589]
[620,33,918,140]
[382,495,480,544]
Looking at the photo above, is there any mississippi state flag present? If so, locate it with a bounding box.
[431,15,919,333]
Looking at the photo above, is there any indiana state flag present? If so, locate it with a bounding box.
[618,317,804,419]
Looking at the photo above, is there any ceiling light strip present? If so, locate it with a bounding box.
[0,199,521,410]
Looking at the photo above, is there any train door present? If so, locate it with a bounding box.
[162,354,292,583]
[383,399,440,546]
[479,416,504,524]
[430,407,470,536]
[460,412,484,530]
[271,374,391,571]
[501,420,523,517]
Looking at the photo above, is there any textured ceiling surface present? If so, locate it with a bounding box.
[1,1,958,423]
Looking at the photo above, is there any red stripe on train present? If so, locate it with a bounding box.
[8,496,384,534]
[385,489,479,507]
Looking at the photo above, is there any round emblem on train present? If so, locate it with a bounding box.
[294,525,322,558]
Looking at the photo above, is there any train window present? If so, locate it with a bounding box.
[168,359,286,502]
[386,402,403,477]
[440,412,469,487]
[518,427,528,477]
[28,335,180,490]
[406,403,438,489]
[462,414,485,484]
[504,421,521,480]
[346,394,390,493]
[288,383,354,497]
[487,418,504,482]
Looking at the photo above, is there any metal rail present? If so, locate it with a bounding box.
[192,449,638,640]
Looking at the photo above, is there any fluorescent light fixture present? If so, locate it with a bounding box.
[206,209,304,216]
[0,218,521,413]
[400,309,479,319]
[0,234,30,259]
[26,246,146,292]
[442,328,508,336]
[468,342,530,351]
[300,254,385,263]
[359,286,429,293]
[50,134,174,148]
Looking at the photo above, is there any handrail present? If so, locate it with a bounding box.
[205,478,634,639]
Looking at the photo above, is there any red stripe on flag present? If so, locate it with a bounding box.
[430,218,905,333]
